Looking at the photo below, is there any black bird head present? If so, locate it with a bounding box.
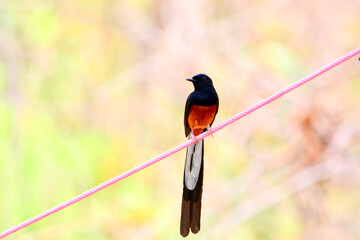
[186,73,214,90]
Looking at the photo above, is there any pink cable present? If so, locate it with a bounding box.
[1,47,359,239]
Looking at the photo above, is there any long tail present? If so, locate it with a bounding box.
[180,139,204,237]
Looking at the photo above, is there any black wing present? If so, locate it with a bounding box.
[184,93,194,137]
[208,97,219,128]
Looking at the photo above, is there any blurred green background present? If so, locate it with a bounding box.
[0,0,360,239]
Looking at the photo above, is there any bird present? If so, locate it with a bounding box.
[180,73,219,237]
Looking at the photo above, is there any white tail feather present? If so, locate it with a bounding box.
[184,137,203,190]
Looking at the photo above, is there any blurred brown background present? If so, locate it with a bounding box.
[0,0,359,239]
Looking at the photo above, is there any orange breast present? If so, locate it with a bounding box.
[188,104,218,136]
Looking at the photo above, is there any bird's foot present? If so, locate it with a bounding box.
[190,131,198,145]
[206,125,214,137]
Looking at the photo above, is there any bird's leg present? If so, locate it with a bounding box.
[190,129,198,145]
[206,125,214,137]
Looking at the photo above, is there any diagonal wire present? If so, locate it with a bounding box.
[0,47,359,239]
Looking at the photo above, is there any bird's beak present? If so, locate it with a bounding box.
[186,78,195,82]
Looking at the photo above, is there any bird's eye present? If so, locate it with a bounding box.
[202,77,206,81]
